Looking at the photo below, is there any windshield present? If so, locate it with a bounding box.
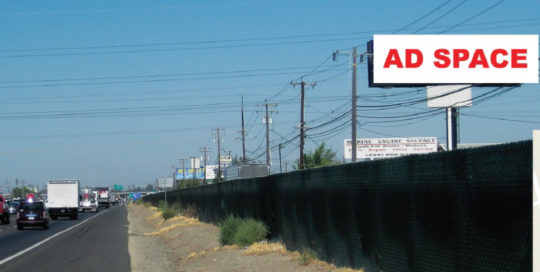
[8,203,19,208]
[21,202,44,212]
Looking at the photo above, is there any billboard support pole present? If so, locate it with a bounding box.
[446,108,458,151]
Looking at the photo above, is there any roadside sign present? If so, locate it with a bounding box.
[113,184,123,191]
[220,155,232,162]
[369,34,539,86]
[344,137,437,159]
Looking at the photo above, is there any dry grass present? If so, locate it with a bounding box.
[143,223,182,236]
[243,242,288,256]
[184,250,207,262]
[145,211,162,222]
[148,206,158,211]
[331,268,365,272]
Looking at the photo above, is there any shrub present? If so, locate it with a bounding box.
[143,201,152,208]
[158,201,180,220]
[233,218,269,247]
[161,207,176,220]
[299,248,318,266]
[220,215,243,246]
[134,199,144,205]
[158,200,167,210]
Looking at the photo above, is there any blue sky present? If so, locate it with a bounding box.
[1,0,539,190]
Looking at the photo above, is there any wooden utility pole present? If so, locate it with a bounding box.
[199,147,211,184]
[334,47,361,162]
[241,96,247,164]
[258,101,277,168]
[213,128,224,181]
[279,143,283,173]
[291,81,315,169]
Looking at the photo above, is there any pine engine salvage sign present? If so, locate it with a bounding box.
[372,35,538,84]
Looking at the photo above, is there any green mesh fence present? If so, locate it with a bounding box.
[145,141,532,271]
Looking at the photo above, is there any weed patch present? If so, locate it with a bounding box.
[299,248,318,266]
[220,215,243,246]
[233,218,268,247]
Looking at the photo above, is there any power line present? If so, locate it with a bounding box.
[393,0,454,33]
[439,0,506,33]
[412,0,468,33]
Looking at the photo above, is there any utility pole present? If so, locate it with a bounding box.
[241,95,247,164]
[258,101,277,168]
[213,128,224,181]
[179,158,186,183]
[334,47,362,162]
[199,147,211,184]
[351,47,358,162]
[190,156,198,181]
[279,143,283,173]
[291,80,316,169]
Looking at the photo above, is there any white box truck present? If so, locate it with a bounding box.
[96,187,110,208]
[47,179,80,220]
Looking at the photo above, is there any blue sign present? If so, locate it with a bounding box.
[129,192,142,201]
[176,168,205,179]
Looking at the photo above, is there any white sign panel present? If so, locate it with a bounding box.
[373,35,539,84]
[220,155,232,163]
[427,85,472,108]
[158,177,174,188]
[205,165,218,179]
[344,137,438,159]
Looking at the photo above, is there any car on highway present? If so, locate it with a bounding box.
[0,195,10,224]
[17,200,50,230]
[79,198,98,213]
[7,202,20,214]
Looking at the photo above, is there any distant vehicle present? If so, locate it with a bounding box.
[7,202,20,215]
[96,187,110,209]
[17,199,49,230]
[47,179,80,220]
[79,188,98,213]
[0,195,10,224]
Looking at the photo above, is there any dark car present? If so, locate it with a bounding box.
[7,202,19,214]
[17,200,49,230]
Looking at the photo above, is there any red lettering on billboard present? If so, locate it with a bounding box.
[434,49,450,68]
[511,49,528,68]
[383,49,403,68]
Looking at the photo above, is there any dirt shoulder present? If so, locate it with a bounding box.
[127,204,362,272]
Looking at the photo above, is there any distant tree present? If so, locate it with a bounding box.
[11,186,35,198]
[145,184,154,192]
[296,143,340,169]
[231,155,242,166]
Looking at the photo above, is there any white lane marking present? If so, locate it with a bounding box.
[0,208,111,265]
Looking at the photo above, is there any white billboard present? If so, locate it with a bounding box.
[158,177,174,188]
[427,85,472,108]
[373,35,539,84]
[344,137,438,159]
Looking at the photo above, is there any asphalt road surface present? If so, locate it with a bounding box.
[0,205,130,272]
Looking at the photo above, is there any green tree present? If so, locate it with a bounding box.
[11,186,35,198]
[296,143,340,169]
[145,184,154,192]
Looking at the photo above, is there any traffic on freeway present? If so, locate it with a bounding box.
[0,181,129,271]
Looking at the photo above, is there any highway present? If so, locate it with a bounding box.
[0,205,130,271]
